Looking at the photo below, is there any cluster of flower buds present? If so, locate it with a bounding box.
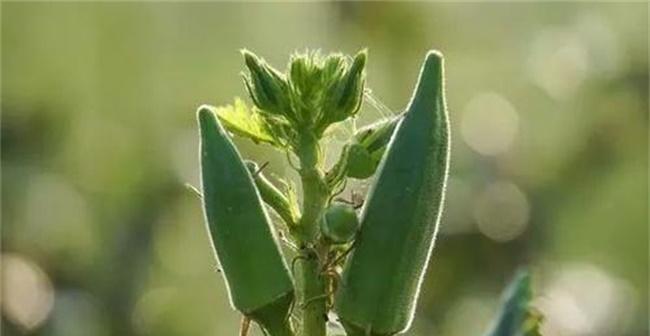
[242,49,367,140]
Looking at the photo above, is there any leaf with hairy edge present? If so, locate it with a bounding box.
[212,98,287,148]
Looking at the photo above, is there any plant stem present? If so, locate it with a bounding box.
[296,134,328,242]
[297,250,327,336]
[295,133,329,336]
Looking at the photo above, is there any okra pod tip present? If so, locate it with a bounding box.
[197,105,229,144]
[408,50,444,108]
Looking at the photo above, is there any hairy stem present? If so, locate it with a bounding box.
[295,134,329,242]
[297,250,327,336]
[295,133,329,336]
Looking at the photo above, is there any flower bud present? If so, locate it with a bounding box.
[318,50,367,133]
[242,50,293,120]
[335,51,367,115]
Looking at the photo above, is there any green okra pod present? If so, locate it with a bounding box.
[198,107,294,336]
[335,51,450,335]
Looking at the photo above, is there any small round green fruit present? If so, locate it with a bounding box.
[321,203,360,244]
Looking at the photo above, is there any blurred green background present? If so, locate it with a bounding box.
[1,2,647,336]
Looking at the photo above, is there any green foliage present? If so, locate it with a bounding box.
[198,49,543,336]
[484,271,543,336]
[3,4,646,336]
[212,98,288,148]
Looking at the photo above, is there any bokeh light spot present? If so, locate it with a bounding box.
[20,174,97,269]
[1,253,54,331]
[48,290,108,336]
[537,263,637,336]
[461,93,519,156]
[527,29,589,100]
[441,296,495,336]
[473,181,530,242]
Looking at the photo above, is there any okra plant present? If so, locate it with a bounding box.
[196,50,542,336]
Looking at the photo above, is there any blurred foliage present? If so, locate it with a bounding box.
[484,271,542,336]
[1,2,647,336]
